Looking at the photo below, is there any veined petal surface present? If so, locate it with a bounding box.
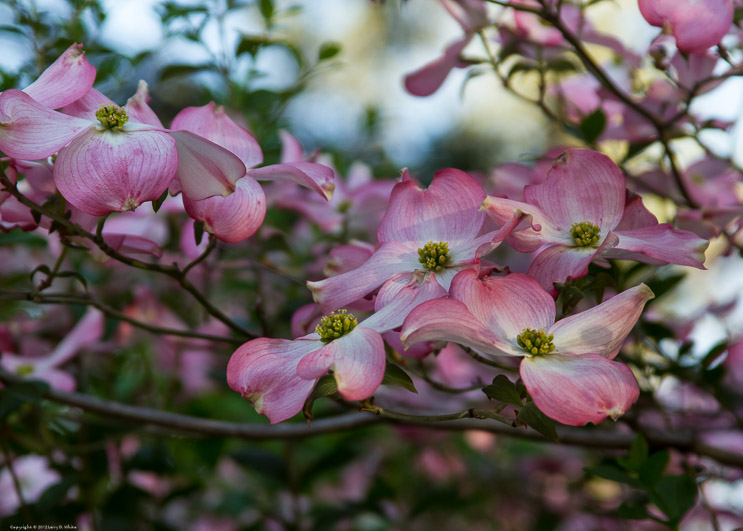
[248,162,335,201]
[23,43,96,109]
[227,338,321,424]
[54,127,178,216]
[550,284,654,359]
[378,168,485,244]
[520,353,640,426]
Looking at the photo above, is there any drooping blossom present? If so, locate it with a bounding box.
[227,309,386,423]
[481,148,708,293]
[639,0,734,53]
[0,308,104,392]
[404,0,488,96]
[308,168,522,330]
[170,102,334,242]
[401,270,653,425]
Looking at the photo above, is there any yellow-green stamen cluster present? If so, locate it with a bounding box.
[570,221,601,247]
[417,241,450,272]
[517,328,555,356]
[15,364,35,376]
[96,104,129,130]
[316,309,358,343]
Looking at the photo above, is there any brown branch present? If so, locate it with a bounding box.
[0,171,255,339]
[0,290,243,345]
[1,368,741,468]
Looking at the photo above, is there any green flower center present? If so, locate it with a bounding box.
[570,221,601,247]
[517,328,555,356]
[15,364,35,376]
[96,103,129,131]
[417,241,450,272]
[316,309,358,343]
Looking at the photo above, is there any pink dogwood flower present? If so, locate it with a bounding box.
[307,168,521,329]
[639,0,734,53]
[481,148,708,292]
[401,270,653,425]
[227,309,386,423]
[170,102,334,242]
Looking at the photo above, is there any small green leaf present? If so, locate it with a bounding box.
[302,375,338,419]
[617,501,650,520]
[618,434,648,471]
[638,450,670,487]
[482,375,522,406]
[259,0,274,20]
[159,64,212,81]
[30,264,52,282]
[152,189,169,213]
[381,364,417,393]
[585,463,640,486]
[578,109,606,144]
[193,221,205,246]
[56,271,89,291]
[318,41,342,61]
[507,60,537,81]
[701,341,727,369]
[516,402,559,442]
[650,474,698,522]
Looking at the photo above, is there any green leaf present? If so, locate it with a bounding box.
[701,341,727,369]
[618,434,648,471]
[193,221,205,246]
[302,375,338,419]
[30,264,52,282]
[318,41,342,61]
[152,189,169,213]
[507,60,537,81]
[516,402,559,442]
[259,0,275,20]
[236,35,269,57]
[56,271,89,291]
[381,364,417,393]
[482,374,522,406]
[584,463,640,486]
[617,501,650,520]
[650,474,697,522]
[579,109,606,144]
[638,450,670,487]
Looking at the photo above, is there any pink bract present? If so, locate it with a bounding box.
[638,0,734,53]
[482,148,708,293]
[401,270,653,425]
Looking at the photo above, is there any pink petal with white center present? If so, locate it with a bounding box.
[296,326,385,401]
[227,337,320,424]
[0,90,92,160]
[639,0,733,53]
[125,81,164,127]
[480,196,565,252]
[248,162,335,201]
[609,225,708,269]
[171,102,263,169]
[527,233,620,293]
[23,43,96,109]
[307,241,421,313]
[54,127,178,216]
[378,168,485,244]
[451,270,555,345]
[400,297,513,357]
[520,353,639,425]
[60,88,113,120]
[170,130,246,201]
[361,270,448,333]
[183,176,266,243]
[550,284,654,359]
[524,149,625,233]
[404,36,471,97]
[279,130,305,163]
